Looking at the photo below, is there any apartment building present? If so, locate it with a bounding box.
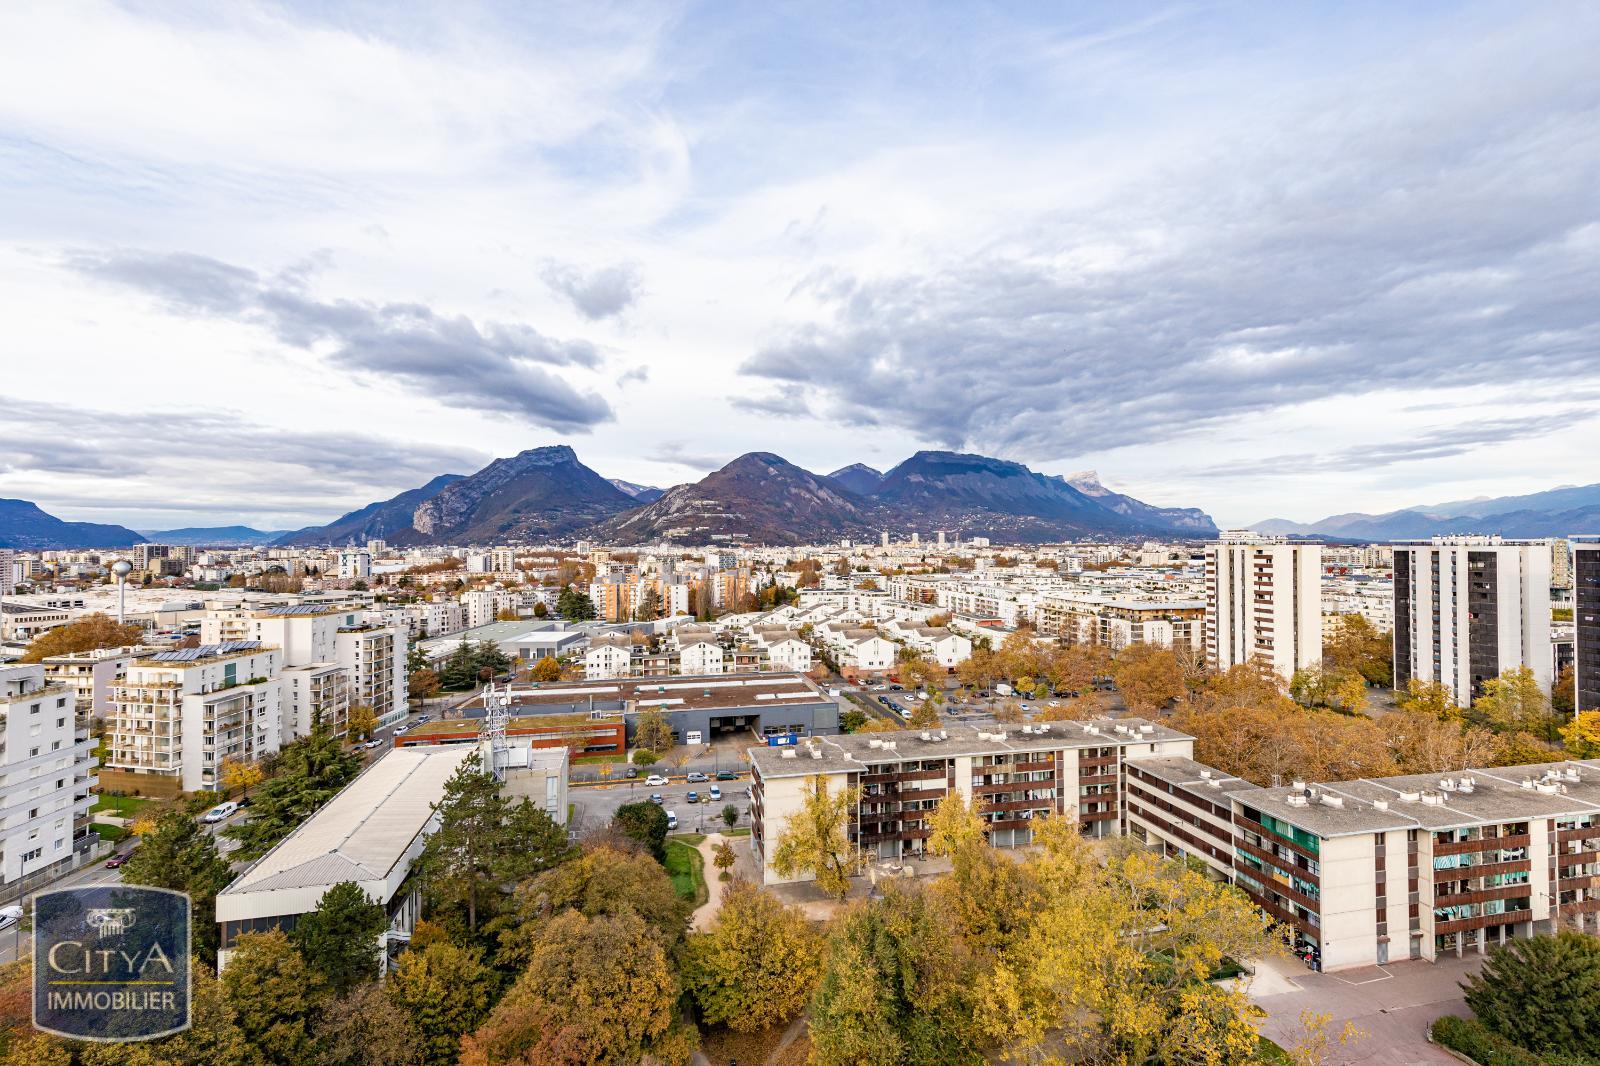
[1573,539,1600,714]
[461,589,497,629]
[105,642,283,795]
[337,550,372,580]
[749,719,1193,879]
[1130,757,1600,971]
[584,634,634,680]
[1393,537,1553,706]
[0,664,97,888]
[0,549,13,596]
[204,604,406,731]
[39,645,149,719]
[1204,533,1322,679]
[1037,593,1206,653]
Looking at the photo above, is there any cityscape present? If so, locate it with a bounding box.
[3,3,1598,1066]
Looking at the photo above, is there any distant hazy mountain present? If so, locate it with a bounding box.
[1252,480,1600,540]
[608,478,665,503]
[827,463,885,496]
[1062,471,1218,536]
[594,452,884,545]
[407,446,636,544]
[0,499,146,550]
[139,525,288,546]
[274,474,466,546]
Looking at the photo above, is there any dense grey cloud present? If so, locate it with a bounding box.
[730,384,812,417]
[73,250,614,433]
[648,440,728,472]
[741,33,1600,467]
[541,261,642,320]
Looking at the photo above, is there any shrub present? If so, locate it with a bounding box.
[1431,1016,1542,1066]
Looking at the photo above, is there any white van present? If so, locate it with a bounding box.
[665,810,679,831]
[201,801,239,824]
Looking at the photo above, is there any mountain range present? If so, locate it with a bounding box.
[4,446,1219,550]
[137,525,289,546]
[1253,482,1600,540]
[0,499,145,550]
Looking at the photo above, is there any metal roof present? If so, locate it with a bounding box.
[146,640,264,662]
[223,745,476,898]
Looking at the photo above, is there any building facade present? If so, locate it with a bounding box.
[1204,533,1322,679]
[0,664,97,888]
[1393,537,1553,707]
[1574,539,1600,714]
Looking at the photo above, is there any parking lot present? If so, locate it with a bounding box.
[570,775,752,837]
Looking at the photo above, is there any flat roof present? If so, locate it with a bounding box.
[491,672,834,715]
[222,745,476,897]
[1229,760,1600,838]
[750,717,1188,778]
[1126,755,1252,793]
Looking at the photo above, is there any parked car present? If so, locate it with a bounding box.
[625,766,639,778]
[645,774,669,787]
[364,739,384,749]
[649,793,664,805]
[201,801,239,824]
[393,725,410,735]
[104,854,129,869]
[708,785,722,801]
[716,770,737,781]
[665,810,679,831]
[686,771,709,783]
[686,790,699,804]
[0,906,22,932]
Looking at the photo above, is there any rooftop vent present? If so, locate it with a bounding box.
[1439,778,1456,792]
[883,741,897,751]
[1537,781,1559,794]
[920,731,931,741]
[1207,778,1223,789]
[1319,794,1344,808]
[1291,779,1307,791]
[938,730,949,741]
[1036,723,1050,733]
[1138,724,1154,734]
[1398,790,1420,803]
[1286,794,1309,807]
[1421,790,1445,805]
[810,748,822,759]
[868,738,884,749]
[780,748,797,759]
[1521,778,1534,790]
[1458,779,1475,794]
[1199,769,1212,780]
[1373,798,1389,811]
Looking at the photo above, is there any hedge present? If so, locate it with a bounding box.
[1430,1016,1597,1066]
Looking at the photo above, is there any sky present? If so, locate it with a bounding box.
[1,1,1596,532]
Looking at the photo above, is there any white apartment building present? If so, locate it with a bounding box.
[1393,537,1553,707]
[0,664,97,888]
[39,645,148,719]
[337,550,372,580]
[461,589,497,629]
[0,549,14,596]
[106,642,284,794]
[679,639,727,676]
[491,547,517,574]
[1204,533,1323,679]
[584,634,634,680]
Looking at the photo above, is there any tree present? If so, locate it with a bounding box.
[993,699,1024,724]
[1562,710,1600,758]
[219,756,265,800]
[409,668,441,706]
[1397,678,1460,719]
[438,640,477,691]
[20,612,144,662]
[406,647,430,674]
[908,695,942,730]
[1322,614,1394,687]
[1473,666,1558,739]
[684,880,823,1031]
[809,884,984,1066]
[1111,644,1185,714]
[472,640,511,678]
[529,656,562,683]
[388,941,499,1066]
[613,801,669,862]
[721,804,739,829]
[290,881,386,995]
[417,755,569,932]
[313,983,423,1066]
[346,702,379,742]
[633,708,674,755]
[556,588,597,621]
[533,600,549,618]
[498,844,691,974]
[771,774,860,901]
[839,708,868,732]
[1290,665,1369,715]
[495,608,520,622]
[226,728,364,861]
[712,840,736,875]
[1462,931,1600,1058]
[1384,709,1501,773]
[121,809,233,964]
[1553,662,1577,716]
[461,910,690,1066]
[222,930,324,1066]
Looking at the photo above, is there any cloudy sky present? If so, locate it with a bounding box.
[2,2,1596,532]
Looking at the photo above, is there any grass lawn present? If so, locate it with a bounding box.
[1255,1035,1293,1064]
[90,795,156,817]
[664,840,708,907]
[90,823,125,842]
[721,826,752,837]
[573,753,626,764]
[668,832,706,846]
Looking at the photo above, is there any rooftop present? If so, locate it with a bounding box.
[222,745,476,896]
[491,672,833,715]
[750,717,1188,778]
[135,641,270,666]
